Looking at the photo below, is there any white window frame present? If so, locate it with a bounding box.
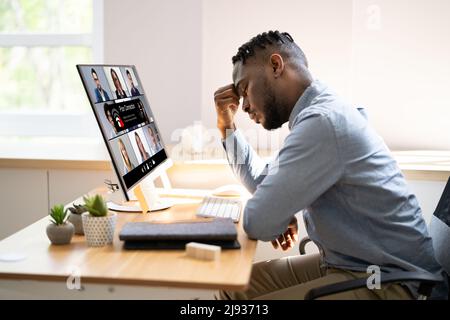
[0,0,104,138]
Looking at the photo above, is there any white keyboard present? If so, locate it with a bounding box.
[196,196,242,222]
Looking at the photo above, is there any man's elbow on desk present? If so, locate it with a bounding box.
[243,207,278,242]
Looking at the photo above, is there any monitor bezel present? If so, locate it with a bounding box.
[77,63,169,201]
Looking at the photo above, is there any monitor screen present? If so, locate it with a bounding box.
[77,65,168,193]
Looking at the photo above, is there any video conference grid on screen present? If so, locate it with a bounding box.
[78,65,167,190]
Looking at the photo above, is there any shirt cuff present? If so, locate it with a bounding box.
[221,129,245,150]
[222,129,248,165]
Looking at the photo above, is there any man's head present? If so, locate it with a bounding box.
[91,68,101,89]
[232,30,312,130]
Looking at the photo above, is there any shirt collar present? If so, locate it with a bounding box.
[288,79,327,130]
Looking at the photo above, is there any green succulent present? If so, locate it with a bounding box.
[83,194,108,217]
[67,203,87,215]
[50,204,69,225]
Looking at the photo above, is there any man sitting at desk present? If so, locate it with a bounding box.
[214,30,447,300]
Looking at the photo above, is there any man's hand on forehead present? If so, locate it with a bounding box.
[214,83,240,138]
[214,84,239,100]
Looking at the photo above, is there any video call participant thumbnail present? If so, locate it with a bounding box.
[104,99,148,135]
[137,99,149,124]
[126,69,141,96]
[110,68,128,99]
[118,137,136,175]
[145,124,162,155]
[103,103,119,139]
[134,131,151,163]
[91,68,110,103]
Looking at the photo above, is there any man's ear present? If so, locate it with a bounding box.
[270,54,284,78]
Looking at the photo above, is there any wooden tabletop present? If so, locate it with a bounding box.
[0,190,257,291]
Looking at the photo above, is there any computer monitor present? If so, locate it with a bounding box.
[77,64,172,212]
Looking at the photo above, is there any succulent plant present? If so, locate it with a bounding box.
[68,203,87,215]
[49,204,69,225]
[83,194,108,217]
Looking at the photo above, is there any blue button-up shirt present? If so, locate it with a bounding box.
[223,80,446,298]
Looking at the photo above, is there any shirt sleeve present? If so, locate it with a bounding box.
[222,129,270,193]
[242,114,344,241]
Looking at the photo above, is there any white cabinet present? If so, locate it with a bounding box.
[0,169,48,240]
[48,169,114,207]
[0,168,115,240]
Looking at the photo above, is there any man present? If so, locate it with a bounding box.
[91,68,110,103]
[126,69,141,96]
[214,30,447,300]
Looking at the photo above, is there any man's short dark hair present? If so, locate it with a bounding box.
[232,30,308,67]
[91,68,97,76]
[126,69,131,76]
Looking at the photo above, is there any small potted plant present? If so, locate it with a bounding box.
[68,203,87,235]
[82,194,117,247]
[46,204,74,245]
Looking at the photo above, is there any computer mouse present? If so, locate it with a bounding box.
[211,184,245,197]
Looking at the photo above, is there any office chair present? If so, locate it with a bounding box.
[299,177,450,300]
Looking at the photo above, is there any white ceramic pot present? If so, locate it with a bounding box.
[81,212,117,247]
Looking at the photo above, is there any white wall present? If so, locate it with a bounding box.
[104,0,450,151]
[103,0,203,146]
[201,0,450,151]
[0,169,48,240]
[201,0,353,150]
[351,0,450,150]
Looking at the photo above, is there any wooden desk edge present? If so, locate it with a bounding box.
[0,272,250,291]
[0,191,256,292]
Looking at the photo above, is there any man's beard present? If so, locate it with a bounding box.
[260,83,285,130]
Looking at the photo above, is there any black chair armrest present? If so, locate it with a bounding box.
[299,236,312,255]
[304,271,443,300]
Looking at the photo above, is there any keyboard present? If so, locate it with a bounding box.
[196,196,242,223]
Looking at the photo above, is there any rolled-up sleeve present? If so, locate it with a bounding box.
[242,114,344,241]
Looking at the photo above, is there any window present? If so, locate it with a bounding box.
[0,0,103,137]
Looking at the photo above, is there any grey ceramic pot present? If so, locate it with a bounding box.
[68,213,84,235]
[46,222,74,245]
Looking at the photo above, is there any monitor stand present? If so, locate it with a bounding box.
[107,172,173,213]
